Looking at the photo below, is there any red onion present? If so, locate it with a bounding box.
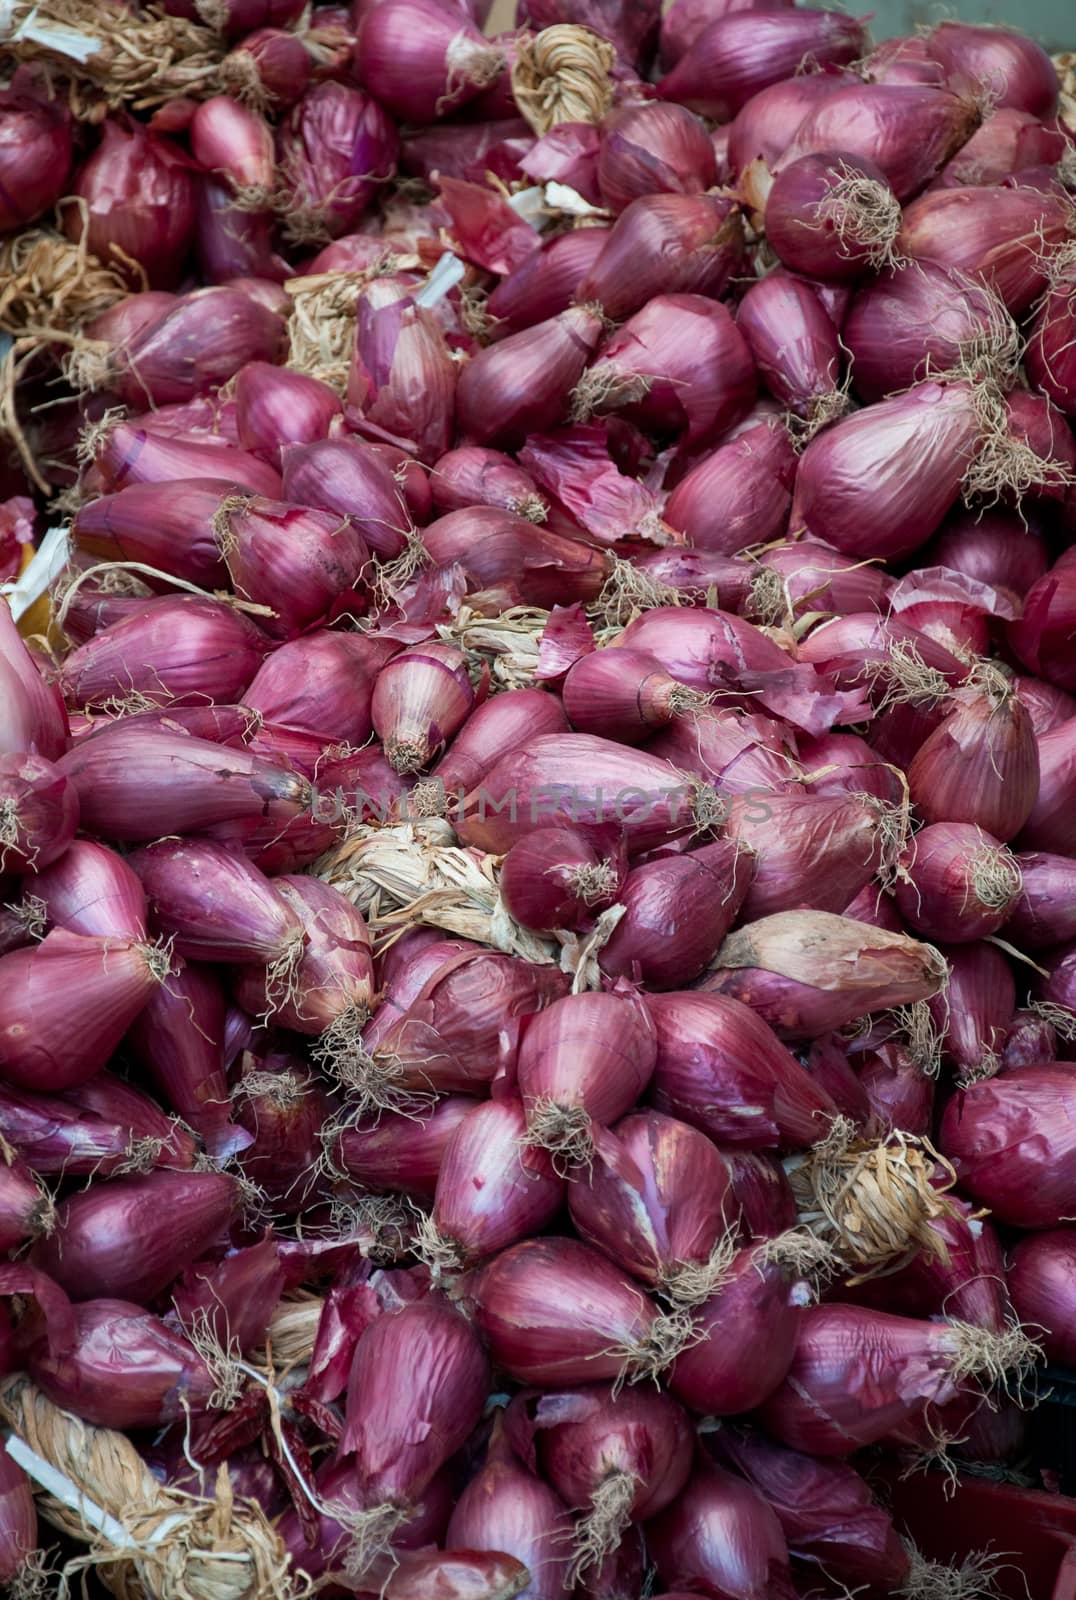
[1007,851,1076,948]
[660,0,792,69]
[0,72,72,231]
[597,102,716,212]
[193,182,287,283]
[280,437,413,559]
[577,195,744,322]
[778,84,979,201]
[517,425,667,547]
[28,1299,215,1430]
[233,1052,330,1213]
[519,122,601,202]
[1009,1230,1076,1365]
[930,938,1015,1084]
[280,1460,454,1589]
[657,10,864,119]
[0,1445,37,1589]
[647,990,837,1147]
[999,386,1076,504]
[0,1076,190,1177]
[647,1461,795,1600]
[1020,715,1076,855]
[371,641,473,773]
[431,448,546,522]
[500,825,624,933]
[219,27,312,107]
[0,754,76,875]
[726,71,852,185]
[0,930,166,1091]
[457,733,717,857]
[349,282,457,464]
[894,822,1021,943]
[0,1149,53,1254]
[0,605,68,763]
[798,732,900,801]
[843,883,905,933]
[863,34,947,86]
[457,306,603,450]
[857,1040,934,1135]
[190,95,273,201]
[1004,1007,1057,1070]
[94,424,282,498]
[477,229,600,337]
[567,1109,733,1296]
[66,119,195,289]
[127,959,244,1159]
[631,548,753,613]
[276,81,397,241]
[72,480,240,588]
[898,184,1071,316]
[105,288,286,407]
[712,1429,909,1590]
[420,1098,562,1270]
[752,547,892,632]
[907,664,1039,840]
[58,596,267,712]
[243,629,399,744]
[516,990,656,1167]
[759,1303,1038,1456]
[725,790,901,923]
[331,1096,476,1196]
[355,0,504,122]
[575,294,755,447]
[705,910,948,1038]
[599,841,749,987]
[432,689,569,795]
[1037,940,1076,1037]
[172,1233,286,1359]
[646,706,797,797]
[737,274,844,426]
[940,1063,1076,1227]
[217,497,370,638]
[1026,258,1076,418]
[1010,556,1076,693]
[473,1236,694,1386]
[765,150,900,281]
[934,107,1067,189]
[132,837,300,971]
[235,363,341,455]
[447,1423,572,1600]
[926,506,1050,599]
[901,1199,1012,1332]
[925,21,1058,117]
[725,1149,797,1239]
[791,381,982,561]
[519,1386,691,1581]
[562,647,708,745]
[669,1240,813,1414]
[421,508,611,608]
[32,1170,237,1304]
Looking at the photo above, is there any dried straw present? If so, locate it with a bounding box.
[285,261,418,393]
[511,24,616,136]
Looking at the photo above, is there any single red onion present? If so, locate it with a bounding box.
[1007,852,1076,947]
[276,81,398,241]
[597,102,716,212]
[778,83,979,201]
[931,939,1015,1084]
[657,10,864,119]
[1020,714,1076,855]
[235,363,342,455]
[66,119,195,288]
[647,990,837,1148]
[577,194,744,323]
[456,306,603,450]
[233,1052,330,1214]
[1009,1230,1076,1365]
[765,149,900,281]
[1010,556,1076,693]
[485,229,611,338]
[94,424,282,498]
[562,647,711,745]
[726,70,852,186]
[0,72,72,231]
[901,1199,1012,1332]
[32,1170,237,1304]
[473,1237,695,1386]
[725,1150,797,1239]
[331,1096,477,1197]
[926,506,1050,598]
[1037,941,1076,1043]
[857,1041,934,1135]
[729,789,902,922]
[599,840,750,988]
[446,1423,572,1600]
[1000,386,1076,504]
[798,732,899,801]
[355,0,504,122]
[939,1064,1076,1227]
[898,184,1071,315]
[431,448,547,522]
[660,0,792,69]
[190,95,274,201]
[631,548,753,613]
[371,641,473,774]
[193,180,286,286]
[574,293,755,447]
[280,437,413,559]
[704,910,948,1038]
[567,1109,734,1297]
[894,822,1021,943]
[243,629,399,744]
[790,381,982,561]
[934,107,1067,189]
[737,273,844,425]
[925,21,1058,116]
[131,838,300,976]
[72,480,238,588]
[908,665,1039,840]
[1004,1007,1058,1071]
[127,959,244,1159]
[0,605,69,763]
[420,1098,562,1270]
[0,755,77,875]
[421,508,611,608]
[759,1303,1038,1456]
[647,1462,795,1600]
[219,27,312,106]
[164,0,305,35]
[0,1150,53,1255]
[500,826,624,934]
[662,419,796,556]
[349,281,457,464]
[216,497,370,639]
[432,689,568,796]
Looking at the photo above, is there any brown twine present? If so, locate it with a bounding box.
[511,25,616,137]
[0,1377,299,1600]
[592,560,682,629]
[789,1119,966,1283]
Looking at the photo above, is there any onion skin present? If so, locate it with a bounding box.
[126,960,243,1159]
[28,1299,215,1430]
[1026,267,1076,419]
[500,826,623,934]
[907,670,1039,841]
[333,1097,477,1197]
[0,1077,192,1178]
[897,185,1071,315]
[0,604,69,763]
[341,1294,489,1501]
[646,706,798,797]
[457,307,604,450]
[726,71,852,184]
[931,940,1015,1084]
[355,0,503,123]
[0,74,72,232]
[576,194,745,323]
[926,507,1050,600]
[599,840,750,987]
[485,229,610,339]
[276,81,398,239]
[670,1247,810,1415]
[0,1445,37,1586]
[280,438,413,560]
[66,120,195,289]
[243,628,399,745]
[432,690,568,797]
[427,1098,563,1266]
[421,507,610,609]
[1009,1230,1076,1365]
[32,1170,237,1304]
[131,838,299,965]
[737,273,842,421]
[567,1110,733,1290]
[1020,715,1076,856]
[598,102,717,212]
[657,10,864,120]
[940,1064,1076,1227]
[925,21,1058,116]
[1007,852,1076,948]
[646,1461,796,1600]
[663,419,796,554]
[447,1427,571,1600]
[517,989,657,1146]
[0,754,78,874]
[1009,556,1076,693]
[893,822,1021,943]
[647,991,837,1149]
[472,1237,669,1386]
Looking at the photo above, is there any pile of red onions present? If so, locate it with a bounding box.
[1,2,1075,1595]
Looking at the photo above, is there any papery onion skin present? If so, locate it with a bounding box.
[276,81,398,239]
[427,1098,563,1265]
[421,508,611,609]
[66,120,195,289]
[597,102,717,212]
[657,10,864,120]
[1008,1230,1076,1365]
[907,669,1039,841]
[893,822,1021,943]
[897,184,1071,316]
[0,754,78,875]
[0,1077,192,1178]
[939,1064,1076,1228]
[576,194,745,324]
[1009,556,1076,694]
[646,1461,796,1600]
[925,21,1058,117]
[647,990,837,1148]
[930,939,1015,1083]
[598,840,750,988]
